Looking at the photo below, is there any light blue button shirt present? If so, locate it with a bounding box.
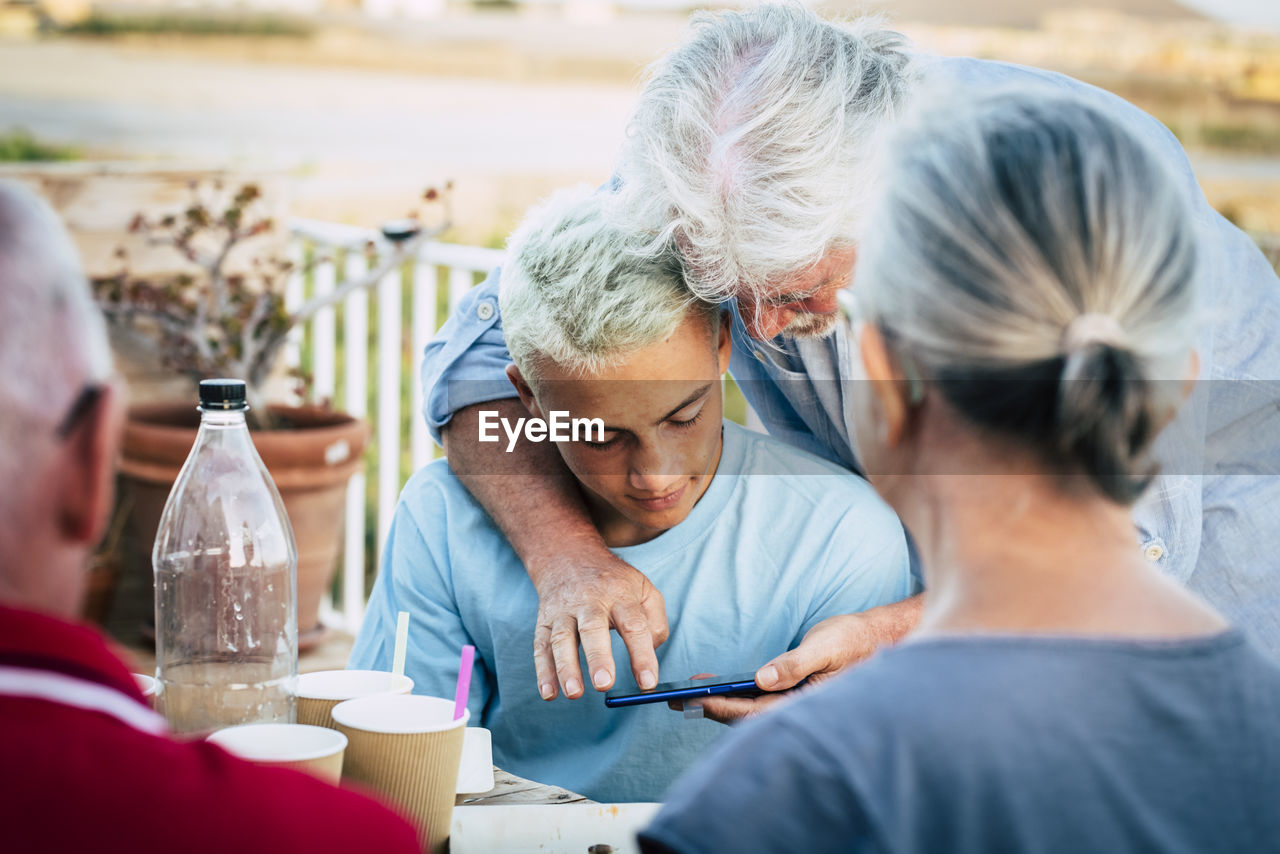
[349,422,911,802]
[420,57,1280,657]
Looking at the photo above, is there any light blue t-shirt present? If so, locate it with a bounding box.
[349,421,911,803]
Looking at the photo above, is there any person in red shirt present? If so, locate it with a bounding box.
[0,180,421,854]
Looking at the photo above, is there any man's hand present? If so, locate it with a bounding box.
[683,595,924,724]
[445,399,671,702]
[532,549,668,700]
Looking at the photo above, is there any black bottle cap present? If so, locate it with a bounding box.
[199,379,248,411]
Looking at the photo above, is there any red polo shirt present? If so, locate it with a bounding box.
[0,603,420,854]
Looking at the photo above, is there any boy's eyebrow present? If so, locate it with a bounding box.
[594,383,715,434]
[658,383,713,423]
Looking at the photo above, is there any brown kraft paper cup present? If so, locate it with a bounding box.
[333,695,468,854]
[296,670,414,730]
[297,696,343,729]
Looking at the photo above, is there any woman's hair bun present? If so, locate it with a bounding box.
[856,88,1199,503]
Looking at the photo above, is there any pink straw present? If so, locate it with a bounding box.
[453,644,476,721]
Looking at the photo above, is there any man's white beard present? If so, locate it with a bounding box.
[783,311,840,339]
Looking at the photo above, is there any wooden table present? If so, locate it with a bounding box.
[459,768,592,806]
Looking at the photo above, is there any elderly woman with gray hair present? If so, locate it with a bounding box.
[639,89,1280,854]
[424,4,1280,707]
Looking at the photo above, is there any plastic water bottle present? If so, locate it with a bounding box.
[153,379,298,736]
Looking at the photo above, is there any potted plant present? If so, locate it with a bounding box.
[92,181,450,647]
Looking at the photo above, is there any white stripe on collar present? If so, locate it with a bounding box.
[0,665,168,736]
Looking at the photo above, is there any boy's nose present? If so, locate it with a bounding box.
[629,464,684,496]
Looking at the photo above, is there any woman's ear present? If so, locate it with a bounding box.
[715,312,732,375]
[505,364,543,419]
[858,323,910,449]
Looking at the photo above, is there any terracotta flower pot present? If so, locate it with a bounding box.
[114,402,369,650]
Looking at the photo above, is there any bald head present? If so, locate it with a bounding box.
[0,180,117,614]
[0,181,111,426]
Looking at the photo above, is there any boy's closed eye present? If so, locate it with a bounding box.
[582,432,622,451]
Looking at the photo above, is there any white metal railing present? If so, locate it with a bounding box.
[284,220,1280,633]
[286,217,504,631]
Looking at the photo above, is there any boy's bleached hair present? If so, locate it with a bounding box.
[500,185,713,381]
[610,3,914,312]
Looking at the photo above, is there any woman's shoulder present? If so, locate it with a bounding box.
[784,630,1280,751]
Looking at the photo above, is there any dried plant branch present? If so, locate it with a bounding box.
[93,180,453,425]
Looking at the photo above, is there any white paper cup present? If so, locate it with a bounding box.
[296,669,414,729]
[333,695,468,854]
[207,723,348,784]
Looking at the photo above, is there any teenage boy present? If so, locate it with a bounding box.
[350,187,911,802]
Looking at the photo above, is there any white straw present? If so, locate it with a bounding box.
[391,611,410,680]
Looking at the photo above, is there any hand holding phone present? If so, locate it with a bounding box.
[604,673,764,708]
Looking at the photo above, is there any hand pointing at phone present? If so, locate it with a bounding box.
[680,598,924,724]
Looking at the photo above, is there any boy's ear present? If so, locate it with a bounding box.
[715,312,732,375]
[505,364,542,419]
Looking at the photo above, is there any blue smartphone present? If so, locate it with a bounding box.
[604,673,764,708]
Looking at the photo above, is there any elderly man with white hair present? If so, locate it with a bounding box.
[422,4,1280,712]
[0,181,421,854]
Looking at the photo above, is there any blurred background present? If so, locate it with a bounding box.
[3,0,1277,647]
[3,0,1279,239]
